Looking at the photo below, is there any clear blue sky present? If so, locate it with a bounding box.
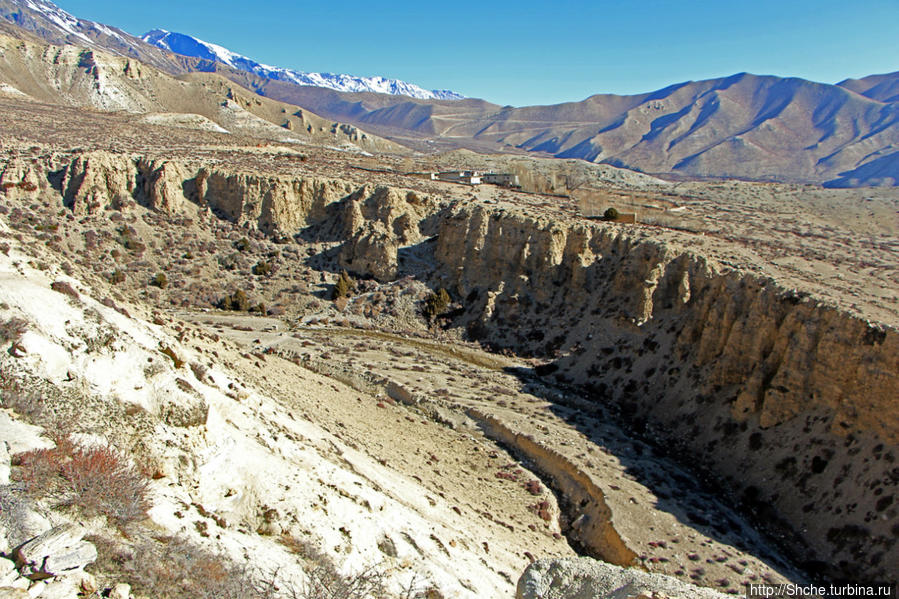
[56,0,899,106]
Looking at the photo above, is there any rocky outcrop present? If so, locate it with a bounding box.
[196,169,355,233]
[14,525,97,581]
[61,151,140,214]
[0,159,44,201]
[516,558,730,599]
[338,221,399,282]
[47,153,436,258]
[336,185,434,280]
[435,204,899,580]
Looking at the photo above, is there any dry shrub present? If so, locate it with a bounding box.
[14,436,150,526]
[50,280,79,299]
[295,563,388,599]
[116,536,272,599]
[15,445,65,497]
[0,316,27,343]
[60,444,150,524]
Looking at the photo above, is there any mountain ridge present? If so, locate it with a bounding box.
[142,29,465,101]
[1,0,896,187]
[251,70,899,187]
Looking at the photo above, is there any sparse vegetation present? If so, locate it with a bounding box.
[14,436,150,526]
[252,260,272,276]
[332,270,354,300]
[234,237,251,252]
[116,225,146,253]
[296,562,388,599]
[423,288,451,322]
[219,289,250,311]
[0,316,27,343]
[152,272,168,288]
[92,534,273,599]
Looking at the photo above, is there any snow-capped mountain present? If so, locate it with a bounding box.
[0,0,190,73]
[142,29,464,101]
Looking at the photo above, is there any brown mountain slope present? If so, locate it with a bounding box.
[0,0,193,74]
[838,71,899,103]
[253,73,899,187]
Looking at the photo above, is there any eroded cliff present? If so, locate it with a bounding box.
[3,149,896,582]
[434,204,898,579]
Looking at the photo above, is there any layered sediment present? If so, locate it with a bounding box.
[434,204,898,579]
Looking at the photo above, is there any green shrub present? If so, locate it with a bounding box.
[219,290,249,312]
[332,270,354,300]
[423,288,451,322]
[603,207,619,221]
[151,273,168,288]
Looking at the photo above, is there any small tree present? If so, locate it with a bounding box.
[219,290,249,311]
[603,207,619,221]
[332,270,354,300]
[423,288,451,322]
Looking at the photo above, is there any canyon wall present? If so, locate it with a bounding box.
[4,151,896,580]
[433,204,898,580]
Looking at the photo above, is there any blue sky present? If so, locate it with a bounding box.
[57,0,899,106]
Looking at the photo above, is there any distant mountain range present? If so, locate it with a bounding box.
[244,72,899,187]
[141,29,464,101]
[0,0,896,187]
[0,0,464,100]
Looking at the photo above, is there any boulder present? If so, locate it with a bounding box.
[0,412,54,456]
[37,578,81,599]
[338,221,399,282]
[516,557,730,599]
[14,525,97,580]
[109,582,132,599]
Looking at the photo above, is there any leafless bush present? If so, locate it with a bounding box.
[50,280,79,299]
[0,316,27,343]
[290,562,388,599]
[114,536,272,599]
[14,436,150,526]
[60,444,150,524]
[189,361,209,383]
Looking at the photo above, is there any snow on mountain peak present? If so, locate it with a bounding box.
[142,29,464,101]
